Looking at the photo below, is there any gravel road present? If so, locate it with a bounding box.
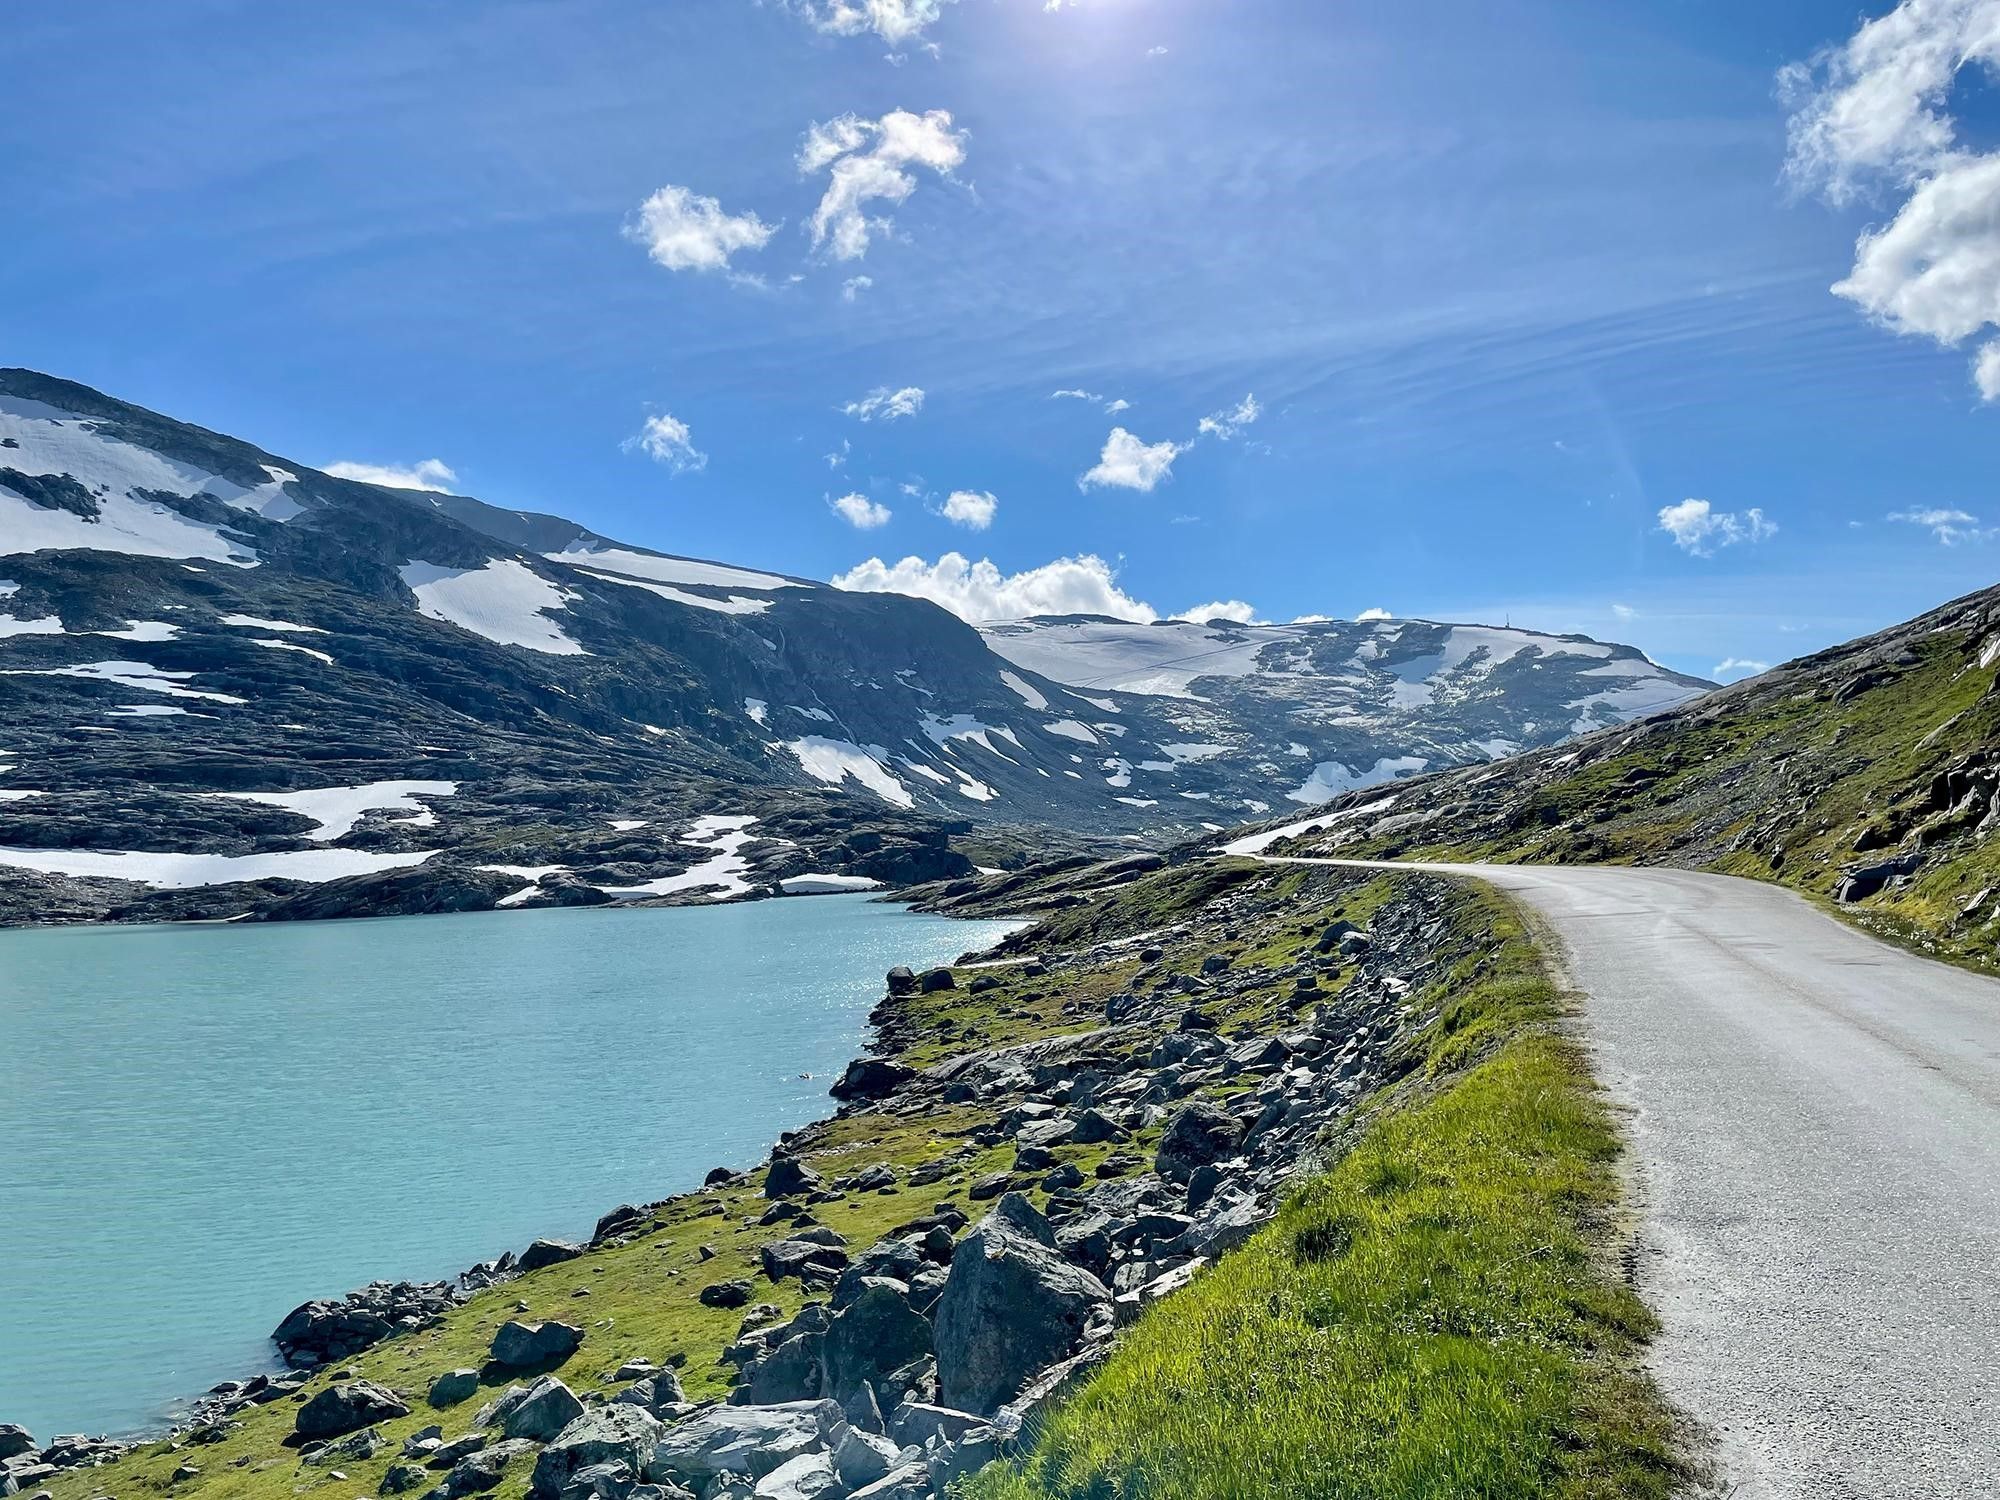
[1282,859,2000,1498]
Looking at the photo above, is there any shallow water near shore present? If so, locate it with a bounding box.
[0,895,1021,1442]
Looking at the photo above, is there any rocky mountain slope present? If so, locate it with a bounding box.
[1219,582,2000,968]
[0,369,1709,925]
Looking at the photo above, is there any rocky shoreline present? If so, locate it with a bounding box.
[5,853,1473,1500]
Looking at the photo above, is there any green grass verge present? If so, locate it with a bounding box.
[965,887,1684,1500]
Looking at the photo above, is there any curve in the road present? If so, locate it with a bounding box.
[1266,857,2000,1500]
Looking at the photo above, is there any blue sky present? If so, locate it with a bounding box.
[5,0,1997,682]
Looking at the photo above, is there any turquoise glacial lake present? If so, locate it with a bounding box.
[0,896,1020,1441]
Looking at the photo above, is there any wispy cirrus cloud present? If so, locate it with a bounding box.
[843,384,926,421]
[781,0,958,55]
[1888,506,1992,543]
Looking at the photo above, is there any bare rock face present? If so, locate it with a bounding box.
[931,1194,1110,1415]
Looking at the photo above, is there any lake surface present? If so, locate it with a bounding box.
[0,896,1020,1441]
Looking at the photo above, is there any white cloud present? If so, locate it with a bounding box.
[787,0,957,51]
[1657,499,1777,556]
[1781,1,2000,398]
[1051,388,1130,414]
[841,275,874,302]
[832,551,1158,622]
[824,439,850,470]
[843,384,926,421]
[1079,427,1186,491]
[1888,506,1992,542]
[625,414,708,475]
[1197,393,1261,439]
[624,185,776,274]
[1173,600,1259,624]
[1146,45,1169,58]
[1713,657,1771,680]
[830,492,893,529]
[1354,607,1393,621]
[798,109,967,261]
[324,458,458,492]
[1611,603,1637,620]
[939,489,997,529]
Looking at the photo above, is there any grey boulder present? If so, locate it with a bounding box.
[531,1405,666,1498]
[1154,1101,1241,1185]
[491,1320,585,1369]
[648,1401,840,1484]
[932,1194,1110,1415]
[429,1369,481,1408]
[295,1380,410,1439]
[750,1451,841,1499]
[502,1376,585,1442]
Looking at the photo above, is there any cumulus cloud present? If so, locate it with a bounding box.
[1197,393,1262,440]
[1354,607,1393,621]
[1172,600,1259,625]
[1713,657,1772,680]
[1080,427,1186,491]
[324,458,459,492]
[1888,505,1992,542]
[1782,1,2000,398]
[624,185,776,274]
[939,489,997,529]
[798,109,967,261]
[1657,499,1777,556]
[786,0,957,52]
[830,492,893,529]
[832,551,1158,622]
[625,414,708,474]
[843,384,926,421]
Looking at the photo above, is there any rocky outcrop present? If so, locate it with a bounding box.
[271,1280,464,1367]
[491,1320,585,1370]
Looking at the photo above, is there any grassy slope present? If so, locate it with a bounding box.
[42,860,1400,1500]
[967,885,1683,1500]
[1309,617,2000,971]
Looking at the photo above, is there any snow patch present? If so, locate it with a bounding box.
[1287,755,1428,806]
[599,814,759,900]
[744,698,770,725]
[96,621,179,642]
[253,638,335,665]
[545,544,803,593]
[207,780,458,841]
[0,846,436,889]
[220,614,324,633]
[999,671,1049,711]
[786,737,913,807]
[400,559,588,655]
[1042,719,1098,744]
[781,873,882,893]
[574,566,772,615]
[1,659,246,703]
[0,613,64,639]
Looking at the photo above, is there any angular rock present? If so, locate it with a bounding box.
[444,1438,536,1496]
[932,1195,1111,1415]
[819,1280,933,1405]
[296,1380,410,1439]
[0,1431,31,1464]
[764,1158,824,1200]
[532,1405,666,1498]
[830,1058,914,1102]
[1155,1101,1241,1184]
[491,1320,584,1370]
[847,1464,930,1500]
[430,1369,481,1408]
[832,1428,902,1492]
[701,1281,755,1309]
[647,1401,840,1484]
[751,1451,840,1500]
[519,1240,585,1273]
[502,1377,585,1442]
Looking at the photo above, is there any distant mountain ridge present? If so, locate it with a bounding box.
[0,369,1712,924]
